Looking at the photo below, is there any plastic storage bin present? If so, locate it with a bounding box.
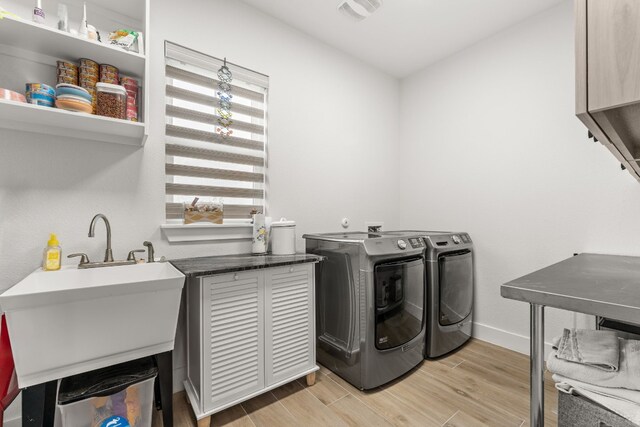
[558,392,636,427]
[598,317,640,340]
[56,358,157,427]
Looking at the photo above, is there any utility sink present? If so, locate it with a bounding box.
[0,262,185,387]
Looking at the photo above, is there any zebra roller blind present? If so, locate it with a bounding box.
[164,42,268,221]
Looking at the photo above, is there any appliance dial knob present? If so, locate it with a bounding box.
[452,235,461,244]
[397,239,407,250]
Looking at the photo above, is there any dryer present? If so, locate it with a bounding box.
[382,231,474,358]
[424,232,474,357]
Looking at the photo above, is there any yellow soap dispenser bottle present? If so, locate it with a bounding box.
[43,233,62,271]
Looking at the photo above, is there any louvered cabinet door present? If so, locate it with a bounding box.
[203,271,265,413]
[265,264,315,386]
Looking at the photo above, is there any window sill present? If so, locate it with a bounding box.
[160,223,253,243]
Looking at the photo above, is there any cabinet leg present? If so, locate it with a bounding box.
[197,415,212,427]
[306,372,316,386]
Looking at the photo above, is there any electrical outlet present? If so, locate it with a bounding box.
[366,221,384,232]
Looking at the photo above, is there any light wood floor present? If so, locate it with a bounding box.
[154,339,558,427]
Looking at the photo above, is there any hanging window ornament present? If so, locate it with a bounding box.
[216,58,233,138]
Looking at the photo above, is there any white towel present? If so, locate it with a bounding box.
[554,328,620,371]
[547,337,640,391]
[553,374,640,425]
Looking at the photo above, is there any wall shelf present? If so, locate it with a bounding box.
[0,15,145,77]
[160,223,253,243]
[0,99,146,146]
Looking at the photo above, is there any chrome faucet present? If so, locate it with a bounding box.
[88,213,114,262]
[68,214,149,269]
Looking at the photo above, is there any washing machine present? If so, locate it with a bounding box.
[383,231,474,358]
[303,232,427,390]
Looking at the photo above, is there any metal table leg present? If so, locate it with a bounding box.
[530,304,545,427]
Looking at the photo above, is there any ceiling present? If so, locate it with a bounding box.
[240,0,565,78]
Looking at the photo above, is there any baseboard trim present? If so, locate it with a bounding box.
[473,321,554,359]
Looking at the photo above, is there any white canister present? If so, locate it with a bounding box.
[270,218,296,255]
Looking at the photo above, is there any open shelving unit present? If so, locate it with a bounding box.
[0,0,149,146]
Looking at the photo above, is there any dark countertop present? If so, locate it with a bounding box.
[170,253,324,277]
[501,253,640,324]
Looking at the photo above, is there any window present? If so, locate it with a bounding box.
[164,42,268,223]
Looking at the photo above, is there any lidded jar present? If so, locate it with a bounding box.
[96,82,126,119]
[270,218,296,255]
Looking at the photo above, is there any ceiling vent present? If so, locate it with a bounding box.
[337,0,383,21]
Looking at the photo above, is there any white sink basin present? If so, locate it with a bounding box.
[0,262,185,387]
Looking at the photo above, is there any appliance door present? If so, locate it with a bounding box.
[439,250,473,326]
[374,257,424,350]
[315,249,357,361]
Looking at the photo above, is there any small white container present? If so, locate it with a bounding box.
[87,24,98,40]
[270,218,296,255]
[252,213,267,255]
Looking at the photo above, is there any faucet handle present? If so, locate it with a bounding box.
[68,253,90,266]
[127,249,146,262]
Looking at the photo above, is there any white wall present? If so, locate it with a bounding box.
[399,0,640,354]
[0,0,400,294]
[0,0,400,420]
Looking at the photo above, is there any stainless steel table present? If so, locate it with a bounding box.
[501,253,640,427]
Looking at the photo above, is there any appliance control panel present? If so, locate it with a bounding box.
[363,236,426,256]
[408,237,424,249]
[425,232,473,249]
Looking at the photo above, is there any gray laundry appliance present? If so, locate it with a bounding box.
[382,231,474,358]
[303,232,427,390]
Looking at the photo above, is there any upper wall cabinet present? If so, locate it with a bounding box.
[576,0,640,181]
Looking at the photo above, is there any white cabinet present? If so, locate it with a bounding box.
[204,270,265,414]
[265,265,315,385]
[184,263,318,424]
